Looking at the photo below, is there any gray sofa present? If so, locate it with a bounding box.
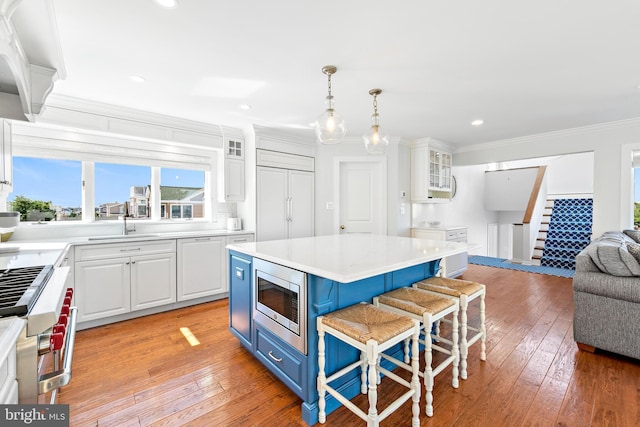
[573,231,640,360]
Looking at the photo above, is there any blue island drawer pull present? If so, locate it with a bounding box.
[268,351,283,363]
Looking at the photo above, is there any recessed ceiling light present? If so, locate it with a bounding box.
[239,104,252,110]
[129,75,146,83]
[471,119,484,126]
[153,0,178,8]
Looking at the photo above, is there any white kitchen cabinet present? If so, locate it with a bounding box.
[177,236,226,301]
[221,158,245,202]
[411,141,453,202]
[219,135,245,202]
[131,252,176,310]
[257,166,314,241]
[411,227,468,278]
[74,240,176,322]
[226,233,255,245]
[0,318,24,404]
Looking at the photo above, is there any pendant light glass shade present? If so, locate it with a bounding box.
[363,89,389,154]
[315,65,346,144]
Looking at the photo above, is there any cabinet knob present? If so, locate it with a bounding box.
[340,225,345,230]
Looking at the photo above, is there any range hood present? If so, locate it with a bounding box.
[0,0,66,121]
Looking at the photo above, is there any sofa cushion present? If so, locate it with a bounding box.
[627,242,640,264]
[623,229,640,243]
[584,233,640,276]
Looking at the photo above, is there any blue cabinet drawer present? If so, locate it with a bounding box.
[255,325,305,398]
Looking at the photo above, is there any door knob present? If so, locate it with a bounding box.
[340,225,345,230]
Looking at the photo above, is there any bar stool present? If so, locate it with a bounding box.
[317,302,421,427]
[373,287,459,417]
[413,277,486,380]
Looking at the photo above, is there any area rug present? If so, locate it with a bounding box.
[468,255,575,278]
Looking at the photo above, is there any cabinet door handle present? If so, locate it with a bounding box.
[195,237,211,241]
[289,197,293,222]
[120,248,141,252]
[233,239,248,243]
[268,351,283,363]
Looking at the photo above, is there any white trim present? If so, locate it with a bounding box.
[11,120,215,170]
[621,142,640,229]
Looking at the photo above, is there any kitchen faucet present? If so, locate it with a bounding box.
[122,203,136,235]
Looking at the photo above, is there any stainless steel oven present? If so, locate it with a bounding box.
[253,258,306,354]
[0,264,76,404]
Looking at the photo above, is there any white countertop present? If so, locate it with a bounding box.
[411,225,466,231]
[227,234,477,283]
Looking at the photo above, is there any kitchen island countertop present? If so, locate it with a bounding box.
[227,233,477,283]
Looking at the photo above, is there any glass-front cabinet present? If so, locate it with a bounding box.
[411,138,453,202]
[428,149,452,191]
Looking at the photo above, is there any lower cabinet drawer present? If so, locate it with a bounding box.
[255,325,305,398]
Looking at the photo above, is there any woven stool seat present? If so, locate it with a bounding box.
[413,276,487,380]
[322,302,416,344]
[415,276,483,297]
[377,287,456,317]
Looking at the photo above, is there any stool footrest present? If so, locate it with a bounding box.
[326,359,363,384]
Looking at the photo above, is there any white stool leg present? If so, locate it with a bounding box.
[360,351,367,394]
[403,337,410,363]
[459,295,469,380]
[366,340,379,427]
[410,323,421,427]
[451,304,460,389]
[480,290,487,361]
[423,314,434,417]
[317,321,327,424]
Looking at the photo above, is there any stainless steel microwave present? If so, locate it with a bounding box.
[253,258,307,354]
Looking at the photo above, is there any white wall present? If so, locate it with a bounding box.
[546,151,594,195]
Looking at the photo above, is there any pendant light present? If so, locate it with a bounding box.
[314,65,346,145]
[363,88,389,154]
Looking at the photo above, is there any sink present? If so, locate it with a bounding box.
[88,234,159,241]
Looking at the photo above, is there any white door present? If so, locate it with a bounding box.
[257,166,288,241]
[288,170,314,239]
[338,160,386,234]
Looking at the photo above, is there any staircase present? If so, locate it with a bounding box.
[533,197,593,270]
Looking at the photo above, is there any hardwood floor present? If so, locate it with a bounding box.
[59,265,640,426]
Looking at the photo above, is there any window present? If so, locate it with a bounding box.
[95,163,151,221]
[10,157,82,221]
[160,168,205,219]
[9,123,216,223]
[170,204,193,219]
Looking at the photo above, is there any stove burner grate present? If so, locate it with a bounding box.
[0,265,54,317]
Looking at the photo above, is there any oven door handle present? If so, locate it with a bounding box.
[38,306,78,395]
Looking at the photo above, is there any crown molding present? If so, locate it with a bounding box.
[42,94,226,136]
[454,117,640,154]
[412,136,453,152]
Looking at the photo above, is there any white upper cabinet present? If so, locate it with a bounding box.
[411,138,453,203]
[219,133,245,202]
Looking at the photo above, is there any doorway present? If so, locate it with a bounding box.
[334,157,387,235]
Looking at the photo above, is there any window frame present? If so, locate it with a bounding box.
[8,122,219,224]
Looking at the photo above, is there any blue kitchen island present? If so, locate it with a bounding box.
[226,234,474,425]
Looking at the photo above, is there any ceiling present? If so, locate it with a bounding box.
[40,0,640,148]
